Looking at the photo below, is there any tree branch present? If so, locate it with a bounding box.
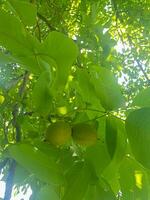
[37,12,56,31]
[4,160,16,200]
[136,59,150,84]
[3,71,29,200]
[19,71,29,99]
[12,71,29,142]
[0,159,8,173]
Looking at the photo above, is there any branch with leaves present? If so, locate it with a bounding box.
[3,71,29,200]
[111,0,150,85]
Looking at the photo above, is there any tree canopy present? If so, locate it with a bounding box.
[0,0,150,200]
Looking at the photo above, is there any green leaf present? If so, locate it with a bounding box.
[34,141,59,161]
[132,87,150,107]
[85,142,110,177]
[75,68,104,111]
[63,162,90,200]
[105,116,117,158]
[73,111,89,124]
[0,10,27,54]
[96,182,116,200]
[84,185,96,200]
[84,183,116,200]
[32,71,52,115]
[113,118,127,162]
[90,65,125,111]
[102,117,127,193]
[76,69,97,103]
[37,185,59,200]
[16,34,46,74]
[13,164,29,185]
[42,31,78,92]
[7,143,63,185]
[119,157,150,200]
[125,107,150,169]
[8,0,37,26]
[105,116,127,160]
[58,148,75,173]
[0,11,44,74]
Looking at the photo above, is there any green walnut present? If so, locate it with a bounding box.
[72,123,97,146]
[45,121,71,146]
[0,95,4,104]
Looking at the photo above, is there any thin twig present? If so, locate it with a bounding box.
[109,113,125,121]
[77,113,107,124]
[127,35,150,85]
[37,12,56,31]
[66,107,106,117]
[136,59,150,84]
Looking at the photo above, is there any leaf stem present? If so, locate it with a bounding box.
[80,113,107,124]
[66,107,106,117]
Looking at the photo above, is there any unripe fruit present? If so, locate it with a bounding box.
[0,95,4,104]
[72,123,97,146]
[45,121,71,146]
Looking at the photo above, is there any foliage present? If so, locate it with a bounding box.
[0,0,150,199]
